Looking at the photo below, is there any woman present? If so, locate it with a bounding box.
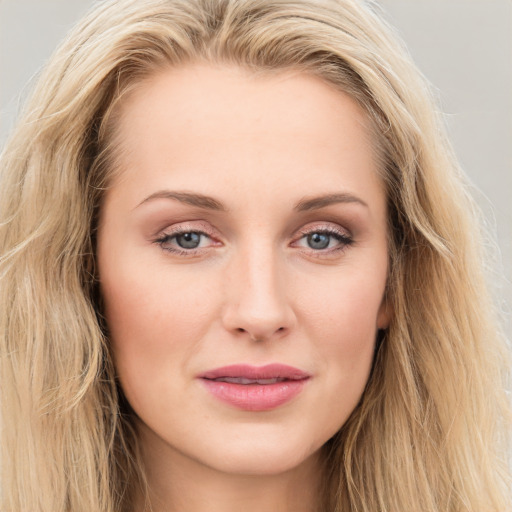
[0,0,510,511]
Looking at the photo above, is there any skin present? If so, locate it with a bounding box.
[97,63,390,512]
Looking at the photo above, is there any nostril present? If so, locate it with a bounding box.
[235,326,286,338]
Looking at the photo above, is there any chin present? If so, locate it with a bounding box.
[208,450,318,477]
[191,428,326,477]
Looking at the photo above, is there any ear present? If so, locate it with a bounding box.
[377,295,392,329]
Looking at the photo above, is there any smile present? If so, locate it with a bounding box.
[198,364,310,411]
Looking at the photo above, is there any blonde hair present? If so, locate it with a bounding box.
[0,0,510,510]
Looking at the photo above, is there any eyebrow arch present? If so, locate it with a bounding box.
[136,190,227,211]
[294,193,368,211]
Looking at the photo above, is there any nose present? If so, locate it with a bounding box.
[221,245,296,342]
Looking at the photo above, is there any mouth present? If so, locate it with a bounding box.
[205,376,290,385]
[198,364,310,411]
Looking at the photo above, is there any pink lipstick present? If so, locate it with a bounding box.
[198,364,310,411]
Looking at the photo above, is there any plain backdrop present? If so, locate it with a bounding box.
[0,0,511,333]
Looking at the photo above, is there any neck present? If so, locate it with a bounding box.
[133,425,325,512]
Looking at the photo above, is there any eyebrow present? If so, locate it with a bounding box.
[294,193,368,211]
[136,190,367,212]
[136,191,227,211]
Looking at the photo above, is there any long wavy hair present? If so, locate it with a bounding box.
[0,0,510,510]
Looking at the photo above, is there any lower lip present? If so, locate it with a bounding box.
[200,379,308,411]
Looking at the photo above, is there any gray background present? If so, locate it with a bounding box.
[1,0,511,333]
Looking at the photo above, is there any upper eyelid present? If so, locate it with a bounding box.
[298,225,347,234]
[155,221,217,238]
[294,222,352,238]
[160,227,212,237]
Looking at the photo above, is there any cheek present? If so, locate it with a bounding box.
[300,266,386,344]
[320,291,377,386]
[99,256,217,401]
[298,268,385,411]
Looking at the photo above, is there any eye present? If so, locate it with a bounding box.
[174,232,203,249]
[292,226,353,254]
[154,228,218,255]
[306,232,333,250]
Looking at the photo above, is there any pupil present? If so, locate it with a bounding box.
[176,232,201,249]
[307,232,330,250]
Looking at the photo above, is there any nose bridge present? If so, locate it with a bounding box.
[222,239,294,340]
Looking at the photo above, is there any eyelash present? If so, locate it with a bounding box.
[292,226,353,256]
[154,227,217,256]
[153,225,353,257]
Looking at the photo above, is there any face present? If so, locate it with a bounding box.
[97,63,390,478]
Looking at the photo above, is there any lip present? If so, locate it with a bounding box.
[198,364,310,412]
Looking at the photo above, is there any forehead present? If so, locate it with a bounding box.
[106,63,383,212]
[114,62,374,148]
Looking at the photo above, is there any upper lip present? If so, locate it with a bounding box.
[199,364,310,381]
